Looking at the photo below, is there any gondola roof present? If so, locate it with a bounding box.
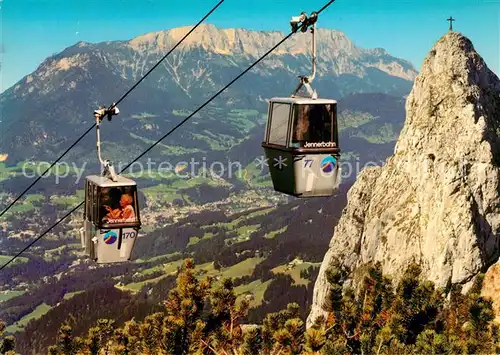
[269,97,337,105]
[86,175,137,187]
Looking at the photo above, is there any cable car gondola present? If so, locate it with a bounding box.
[80,106,141,264]
[262,11,341,197]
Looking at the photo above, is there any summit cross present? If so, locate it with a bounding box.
[447,16,455,31]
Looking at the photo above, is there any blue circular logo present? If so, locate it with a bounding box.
[321,156,337,173]
[103,231,118,245]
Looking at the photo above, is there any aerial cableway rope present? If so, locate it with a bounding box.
[0,0,337,271]
[0,0,225,219]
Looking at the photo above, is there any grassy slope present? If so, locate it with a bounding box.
[6,303,53,334]
[271,261,321,286]
[0,255,29,267]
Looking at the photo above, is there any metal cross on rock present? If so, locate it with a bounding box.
[447,16,455,31]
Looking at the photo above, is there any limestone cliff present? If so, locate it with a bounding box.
[308,31,500,326]
[128,24,417,80]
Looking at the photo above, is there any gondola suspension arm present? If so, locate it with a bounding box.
[291,11,319,99]
[93,105,120,182]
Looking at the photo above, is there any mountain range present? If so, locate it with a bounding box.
[0,24,416,165]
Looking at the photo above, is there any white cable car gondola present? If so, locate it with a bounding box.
[262,11,341,197]
[80,106,141,263]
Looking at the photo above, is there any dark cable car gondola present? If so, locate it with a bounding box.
[262,11,340,197]
[80,106,142,263]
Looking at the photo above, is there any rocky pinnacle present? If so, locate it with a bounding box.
[308,32,500,326]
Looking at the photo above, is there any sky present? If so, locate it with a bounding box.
[1,0,499,92]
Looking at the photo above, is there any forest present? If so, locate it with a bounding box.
[2,258,499,354]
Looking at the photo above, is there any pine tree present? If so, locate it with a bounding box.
[260,303,305,354]
[205,277,249,353]
[320,262,395,354]
[304,327,325,353]
[47,321,85,355]
[323,258,349,315]
[240,327,262,355]
[86,319,116,355]
[136,313,167,354]
[385,263,442,345]
[440,275,498,354]
[0,320,17,355]
[115,318,142,354]
[414,329,452,354]
[162,258,212,354]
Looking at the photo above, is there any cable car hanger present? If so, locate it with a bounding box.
[290,11,319,99]
[93,105,120,182]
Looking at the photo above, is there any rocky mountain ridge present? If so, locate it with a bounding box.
[0,24,416,163]
[308,31,500,325]
[127,24,417,80]
[12,24,417,95]
[4,24,417,100]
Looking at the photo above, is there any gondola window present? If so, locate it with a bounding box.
[99,186,138,224]
[291,104,334,147]
[268,103,291,145]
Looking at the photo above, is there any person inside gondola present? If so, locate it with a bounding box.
[101,188,136,223]
[102,192,136,223]
[104,205,121,220]
[119,194,136,221]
